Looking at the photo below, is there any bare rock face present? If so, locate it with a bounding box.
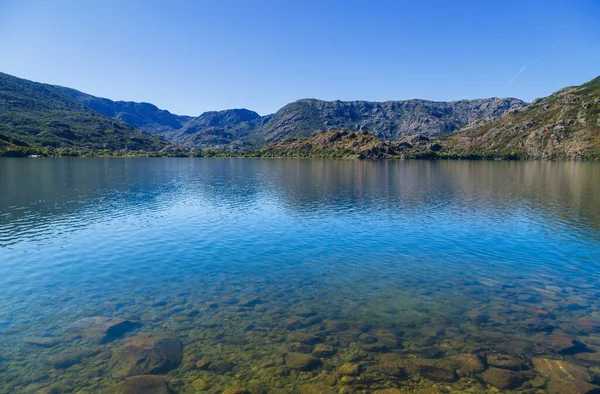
[118,375,171,394]
[110,333,183,378]
[69,316,139,344]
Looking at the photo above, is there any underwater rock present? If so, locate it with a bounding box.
[418,346,443,359]
[299,383,335,394]
[576,352,600,366]
[312,344,335,358]
[486,353,527,370]
[451,354,485,375]
[191,378,208,390]
[547,380,600,394]
[285,352,320,371]
[195,359,211,369]
[238,297,262,307]
[337,363,361,376]
[532,357,592,382]
[407,358,457,382]
[373,389,406,394]
[110,333,183,377]
[69,316,139,344]
[535,334,589,354]
[378,353,407,378]
[482,368,527,390]
[577,317,600,333]
[210,360,235,374]
[24,337,59,347]
[286,332,321,344]
[118,375,170,394]
[222,386,248,394]
[48,351,83,369]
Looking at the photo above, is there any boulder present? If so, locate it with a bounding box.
[118,375,170,394]
[285,352,320,371]
[451,354,485,375]
[24,337,59,347]
[70,316,139,344]
[486,353,526,370]
[110,334,182,377]
[532,357,591,382]
[312,344,335,358]
[482,368,527,390]
[407,359,457,382]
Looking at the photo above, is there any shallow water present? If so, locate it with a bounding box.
[1,158,600,393]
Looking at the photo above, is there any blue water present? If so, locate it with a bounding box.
[1,158,600,393]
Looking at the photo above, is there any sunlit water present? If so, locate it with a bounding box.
[1,158,600,393]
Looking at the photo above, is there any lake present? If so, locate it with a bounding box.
[1,158,600,394]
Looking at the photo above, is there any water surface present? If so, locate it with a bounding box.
[1,158,600,393]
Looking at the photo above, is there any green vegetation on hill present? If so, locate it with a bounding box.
[0,72,165,156]
[440,76,600,160]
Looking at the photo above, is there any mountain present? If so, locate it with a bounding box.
[54,86,192,135]
[0,72,165,155]
[172,109,270,150]
[440,76,600,159]
[258,97,527,143]
[53,81,525,150]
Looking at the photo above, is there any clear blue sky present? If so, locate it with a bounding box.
[1,0,599,116]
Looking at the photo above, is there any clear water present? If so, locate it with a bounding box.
[1,158,600,393]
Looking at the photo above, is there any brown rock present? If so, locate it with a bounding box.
[577,317,600,333]
[70,316,139,344]
[286,332,321,344]
[452,354,485,375]
[312,344,335,358]
[482,368,526,390]
[285,352,320,371]
[486,353,526,370]
[195,359,211,369]
[211,360,235,374]
[338,363,361,376]
[110,334,183,378]
[373,389,406,394]
[407,359,457,382]
[532,357,591,382]
[379,353,407,378]
[534,334,588,354]
[118,375,170,394]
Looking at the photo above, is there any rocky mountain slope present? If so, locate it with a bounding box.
[0,73,165,155]
[258,98,527,143]
[54,86,192,135]
[441,76,600,159]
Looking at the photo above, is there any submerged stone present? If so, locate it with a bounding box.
[534,334,589,354]
[285,352,320,371]
[452,353,485,375]
[210,360,235,374]
[337,363,361,376]
[407,359,457,382]
[24,337,59,347]
[69,316,139,344]
[482,368,527,390]
[222,387,248,394]
[486,353,526,370]
[547,380,600,394]
[532,357,592,382]
[110,333,183,377]
[118,375,170,394]
[312,344,335,358]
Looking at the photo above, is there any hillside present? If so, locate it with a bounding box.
[441,76,600,159]
[258,97,527,143]
[172,109,269,150]
[257,130,404,159]
[0,72,165,155]
[54,86,192,135]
